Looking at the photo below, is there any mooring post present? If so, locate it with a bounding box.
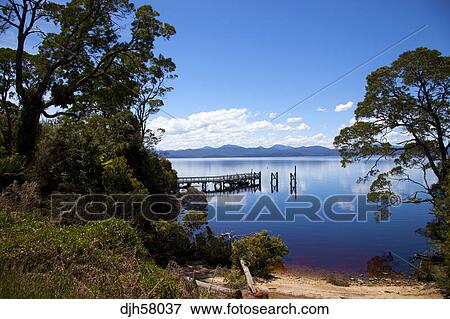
[271,172,279,192]
[289,165,297,194]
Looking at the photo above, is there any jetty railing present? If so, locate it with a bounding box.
[178,172,261,192]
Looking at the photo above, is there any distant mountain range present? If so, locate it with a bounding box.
[159,144,340,158]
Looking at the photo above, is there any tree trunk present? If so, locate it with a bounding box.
[16,98,42,160]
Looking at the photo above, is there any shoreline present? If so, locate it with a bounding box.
[183,264,443,299]
[259,269,442,299]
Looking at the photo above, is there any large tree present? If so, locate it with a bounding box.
[0,0,175,159]
[334,47,449,205]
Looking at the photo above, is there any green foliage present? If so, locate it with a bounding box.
[334,47,449,205]
[0,211,189,298]
[0,0,177,159]
[32,110,177,195]
[139,215,231,267]
[217,267,247,290]
[0,1,177,160]
[194,226,231,266]
[231,230,288,277]
[102,157,147,193]
[0,153,26,188]
[33,120,104,194]
[334,47,449,291]
[0,211,144,269]
[427,177,450,296]
[0,153,25,175]
[139,220,193,265]
[123,147,178,194]
[181,210,208,230]
[439,232,450,297]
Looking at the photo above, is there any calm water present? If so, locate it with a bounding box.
[170,157,433,274]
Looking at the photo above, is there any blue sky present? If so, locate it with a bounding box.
[144,0,450,149]
[2,0,450,149]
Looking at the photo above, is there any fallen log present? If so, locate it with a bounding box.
[184,276,242,298]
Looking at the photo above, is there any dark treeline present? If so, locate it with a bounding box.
[0,0,287,298]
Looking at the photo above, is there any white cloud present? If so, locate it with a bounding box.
[148,108,325,150]
[286,117,304,123]
[268,112,277,119]
[283,133,332,146]
[316,107,327,112]
[334,101,353,112]
[339,117,356,129]
[297,123,310,130]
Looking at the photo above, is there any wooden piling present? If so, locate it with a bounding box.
[290,165,297,194]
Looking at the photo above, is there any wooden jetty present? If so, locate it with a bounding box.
[178,172,261,193]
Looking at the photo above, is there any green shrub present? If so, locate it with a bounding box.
[181,210,208,231]
[0,211,190,298]
[194,226,231,266]
[139,216,231,267]
[102,157,147,193]
[217,267,247,290]
[231,230,288,277]
[0,153,26,189]
[33,122,104,194]
[139,220,193,265]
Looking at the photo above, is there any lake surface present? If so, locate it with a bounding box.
[170,157,433,274]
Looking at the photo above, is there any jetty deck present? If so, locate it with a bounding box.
[178,172,261,192]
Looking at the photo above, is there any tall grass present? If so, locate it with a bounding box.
[0,211,191,298]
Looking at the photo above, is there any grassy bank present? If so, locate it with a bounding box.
[0,211,193,298]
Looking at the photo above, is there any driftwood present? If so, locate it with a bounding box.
[240,259,258,293]
[185,276,242,298]
[239,259,268,299]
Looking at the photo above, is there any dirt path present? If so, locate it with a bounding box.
[259,272,442,299]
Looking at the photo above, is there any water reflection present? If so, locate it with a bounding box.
[171,157,433,274]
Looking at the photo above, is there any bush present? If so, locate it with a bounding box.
[33,122,104,194]
[194,226,231,266]
[0,211,191,298]
[102,157,147,193]
[433,178,450,296]
[123,147,178,194]
[181,210,208,231]
[32,113,178,195]
[139,220,193,265]
[231,230,288,277]
[0,153,26,189]
[218,267,247,290]
[139,216,231,267]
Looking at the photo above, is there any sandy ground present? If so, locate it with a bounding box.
[259,272,443,299]
[182,265,443,299]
